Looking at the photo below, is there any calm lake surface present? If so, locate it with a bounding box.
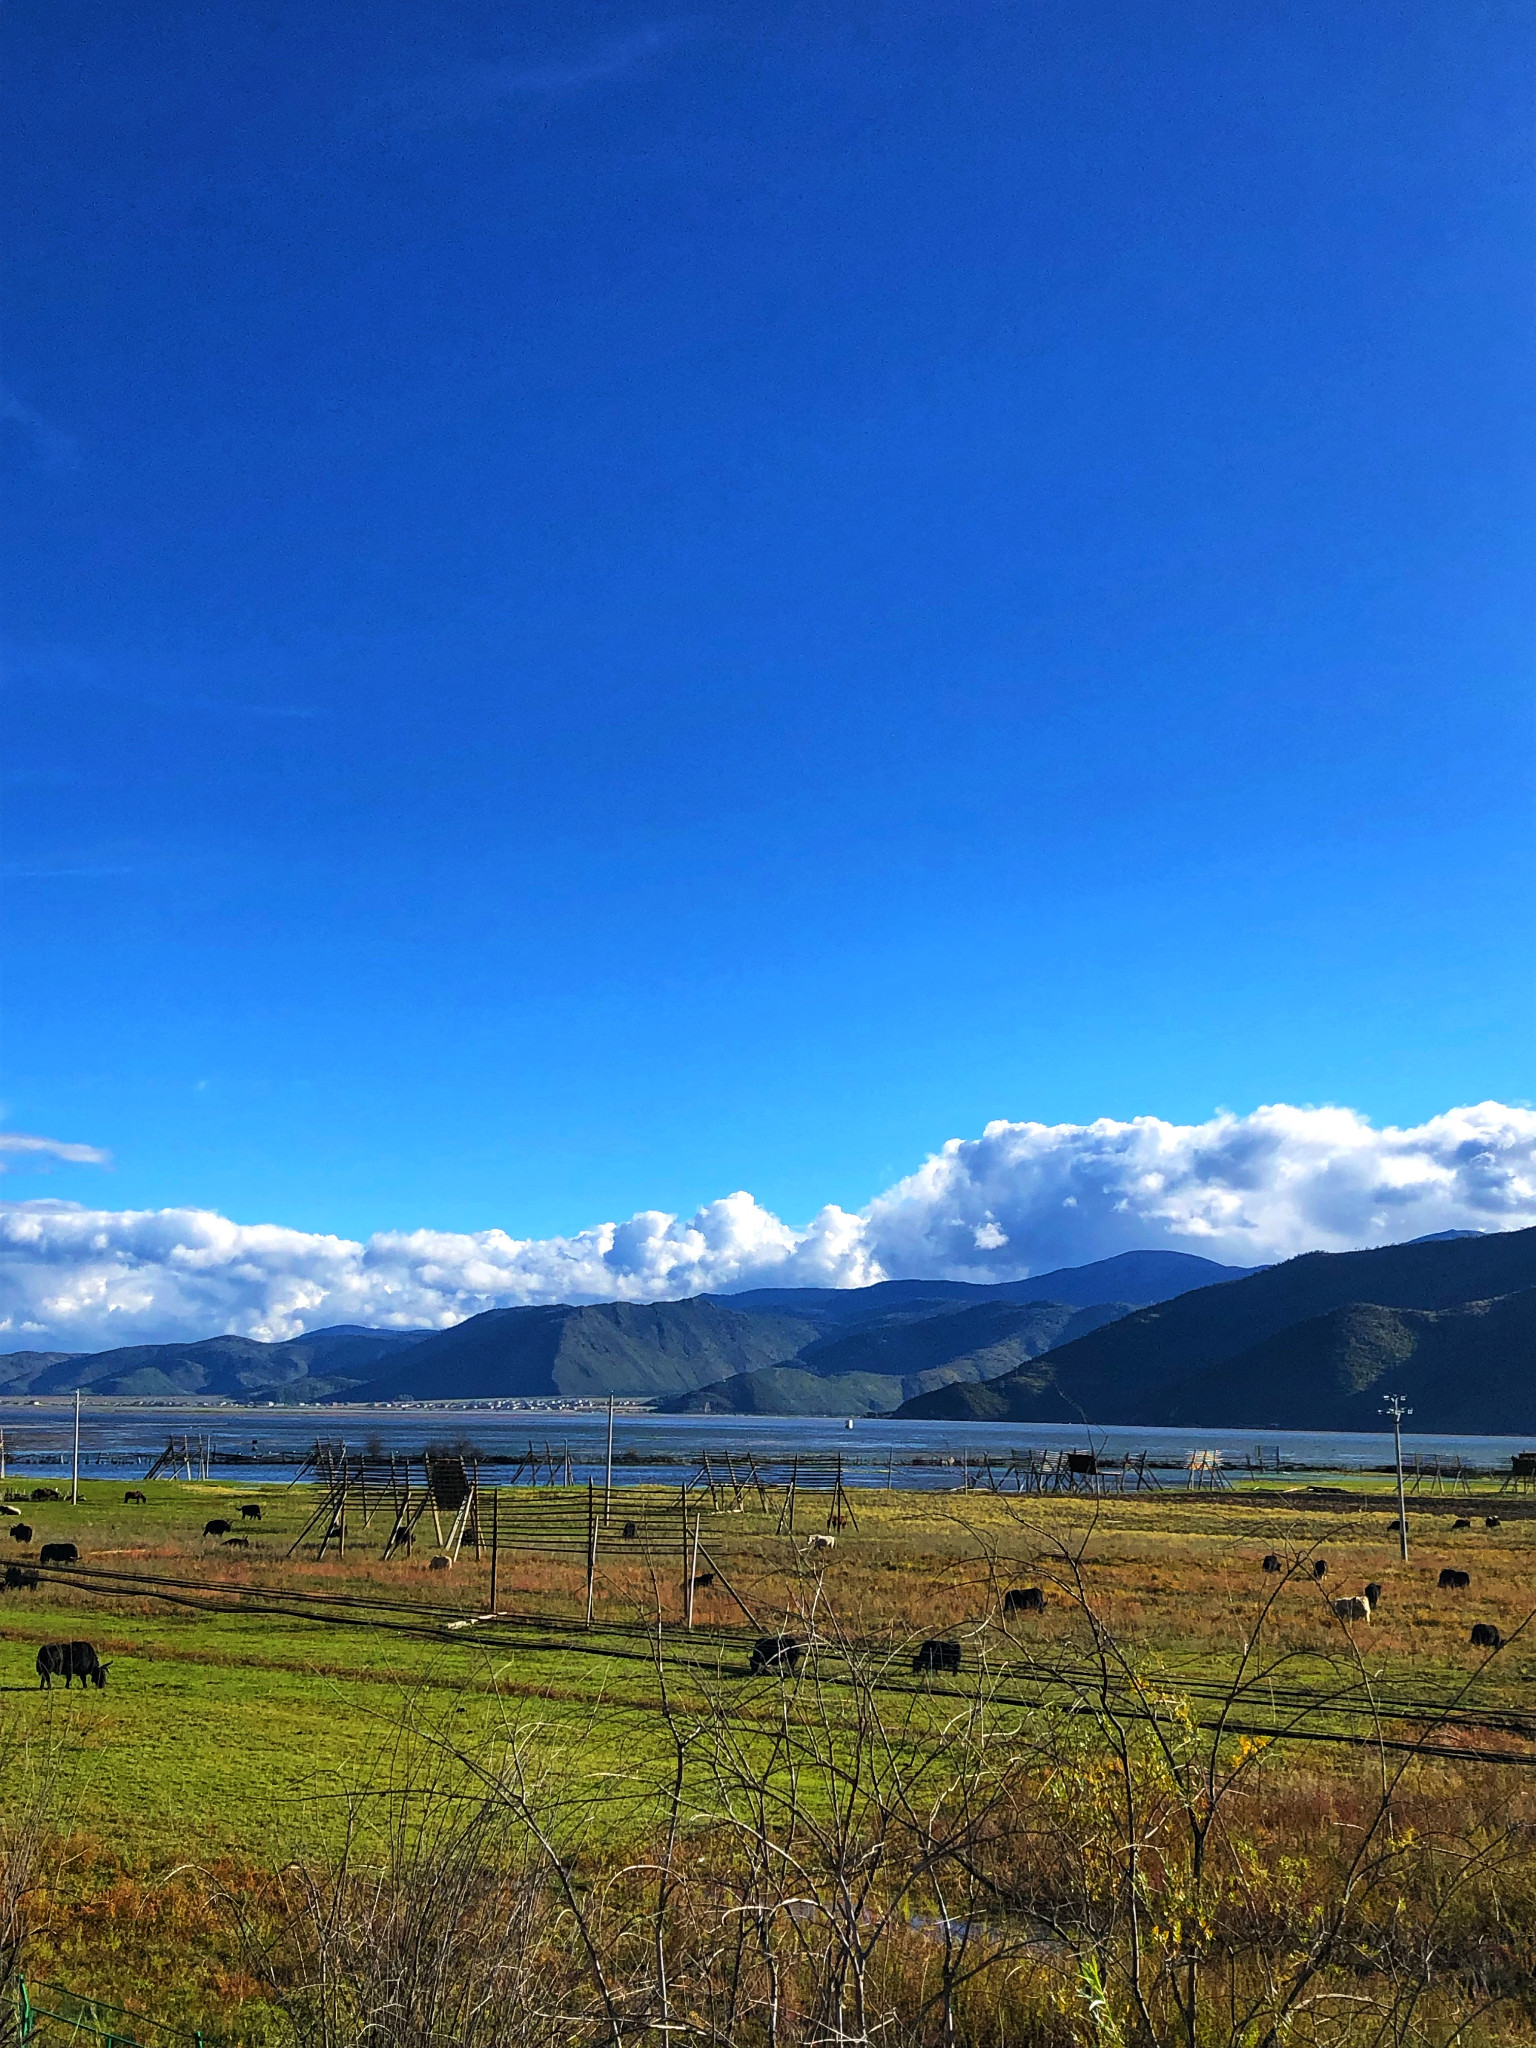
[1,1404,1531,1487]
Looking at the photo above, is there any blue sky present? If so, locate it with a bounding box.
[3,0,1531,1246]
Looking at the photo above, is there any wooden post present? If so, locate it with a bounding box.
[686,1513,701,1629]
[472,1461,482,1562]
[489,1488,499,1615]
[71,1390,81,1506]
[586,1480,597,1626]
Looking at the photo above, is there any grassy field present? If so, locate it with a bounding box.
[4,1473,1536,2041]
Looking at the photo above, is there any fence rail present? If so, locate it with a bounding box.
[16,1976,206,2045]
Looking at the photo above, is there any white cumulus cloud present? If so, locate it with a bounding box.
[0,1133,112,1169]
[1,1101,1533,1350]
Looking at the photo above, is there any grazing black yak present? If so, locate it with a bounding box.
[36,1641,107,1690]
[913,1639,962,1675]
[1003,1586,1046,1614]
[749,1636,803,1676]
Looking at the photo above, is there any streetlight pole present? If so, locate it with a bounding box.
[1383,1393,1411,1562]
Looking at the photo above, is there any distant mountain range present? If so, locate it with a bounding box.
[0,1249,1250,1405]
[898,1227,1536,1433]
[658,1299,1139,1415]
[0,1326,432,1403]
[11,1233,1532,1430]
[710,1249,1244,1318]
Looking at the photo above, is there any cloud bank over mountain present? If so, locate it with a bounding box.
[3,1102,1534,1348]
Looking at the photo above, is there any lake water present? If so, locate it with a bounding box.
[0,1403,1530,1488]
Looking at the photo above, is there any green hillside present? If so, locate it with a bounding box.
[665,1366,906,1415]
[666,1298,1142,1415]
[796,1297,1133,1380]
[360,1297,821,1401]
[0,1327,427,1401]
[1152,1287,1536,1432]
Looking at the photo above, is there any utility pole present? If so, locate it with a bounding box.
[1383,1393,1411,1562]
[604,1396,615,1526]
[71,1389,81,1506]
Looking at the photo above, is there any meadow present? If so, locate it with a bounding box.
[2,1470,1535,2044]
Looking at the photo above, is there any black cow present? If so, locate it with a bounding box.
[203,1519,232,1538]
[123,1490,147,1505]
[39,1543,78,1567]
[224,1535,250,1548]
[621,1521,638,1540]
[1003,1586,1046,1614]
[1261,1554,1282,1573]
[36,1641,107,1690]
[10,1525,31,1544]
[1452,1517,1472,1530]
[913,1639,962,1675]
[685,1572,715,1593]
[1438,1568,1471,1591]
[4,1567,38,1590]
[30,1488,59,1503]
[1312,1559,1328,1580]
[1364,1582,1384,1608]
[239,1503,262,1520]
[1485,1517,1502,1530]
[749,1636,804,1676]
[1470,1622,1504,1650]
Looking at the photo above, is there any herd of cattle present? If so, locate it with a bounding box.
[1253,1540,1501,1647]
[747,1533,1517,1683]
[0,1491,1523,1690]
[0,1493,269,1685]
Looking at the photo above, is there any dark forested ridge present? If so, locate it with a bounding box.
[898,1227,1536,1432]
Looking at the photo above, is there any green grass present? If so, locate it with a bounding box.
[7,1474,1536,2038]
[5,1474,1533,1853]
